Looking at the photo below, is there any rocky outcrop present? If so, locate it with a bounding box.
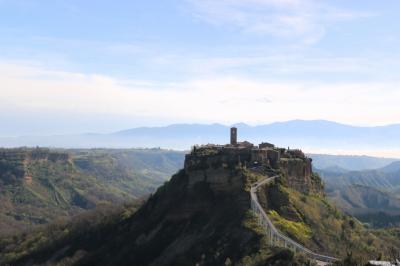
[184,142,323,196]
[279,158,323,195]
[187,167,244,194]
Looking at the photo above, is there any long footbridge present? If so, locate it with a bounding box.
[250,175,339,265]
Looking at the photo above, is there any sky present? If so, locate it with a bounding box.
[1,0,400,136]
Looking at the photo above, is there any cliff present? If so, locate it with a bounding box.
[2,142,399,265]
[184,142,323,196]
[0,145,313,266]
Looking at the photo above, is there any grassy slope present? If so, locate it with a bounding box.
[256,173,400,260]
[327,184,400,215]
[319,168,400,196]
[0,148,184,236]
[0,169,312,266]
[0,202,141,265]
[318,167,400,227]
[2,157,399,264]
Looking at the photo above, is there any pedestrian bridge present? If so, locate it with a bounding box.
[250,175,339,265]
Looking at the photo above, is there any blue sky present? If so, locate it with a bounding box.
[1,0,400,136]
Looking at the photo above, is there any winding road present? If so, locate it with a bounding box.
[250,175,339,265]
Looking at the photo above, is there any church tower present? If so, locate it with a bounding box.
[230,127,237,145]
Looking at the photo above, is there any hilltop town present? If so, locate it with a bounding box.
[185,127,323,195]
[1,129,400,266]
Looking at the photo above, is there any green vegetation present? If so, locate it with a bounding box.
[255,173,400,259]
[0,202,141,265]
[318,166,400,228]
[358,212,400,228]
[0,148,184,236]
[1,147,399,265]
[268,210,312,242]
[0,167,315,266]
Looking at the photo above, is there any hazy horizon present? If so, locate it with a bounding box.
[1,120,400,158]
[0,0,400,136]
[3,118,400,137]
[1,1,400,156]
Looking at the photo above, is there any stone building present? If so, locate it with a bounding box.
[230,127,237,145]
[184,127,321,195]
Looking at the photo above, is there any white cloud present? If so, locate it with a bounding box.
[185,0,375,43]
[1,61,400,127]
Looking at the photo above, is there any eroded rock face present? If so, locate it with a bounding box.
[187,168,244,194]
[279,158,323,195]
[184,143,323,196]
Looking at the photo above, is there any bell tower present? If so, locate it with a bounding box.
[230,127,237,145]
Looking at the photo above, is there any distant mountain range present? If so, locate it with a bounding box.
[1,120,400,156]
[310,154,398,171]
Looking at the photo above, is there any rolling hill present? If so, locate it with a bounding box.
[319,167,400,196]
[1,143,399,265]
[309,154,398,171]
[317,164,400,227]
[0,148,184,236]
[327,184,400,215]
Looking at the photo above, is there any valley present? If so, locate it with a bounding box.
[1,138,399,265]
[3,1,400,264]
[316,161,400,227]
[0,148,184,236]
